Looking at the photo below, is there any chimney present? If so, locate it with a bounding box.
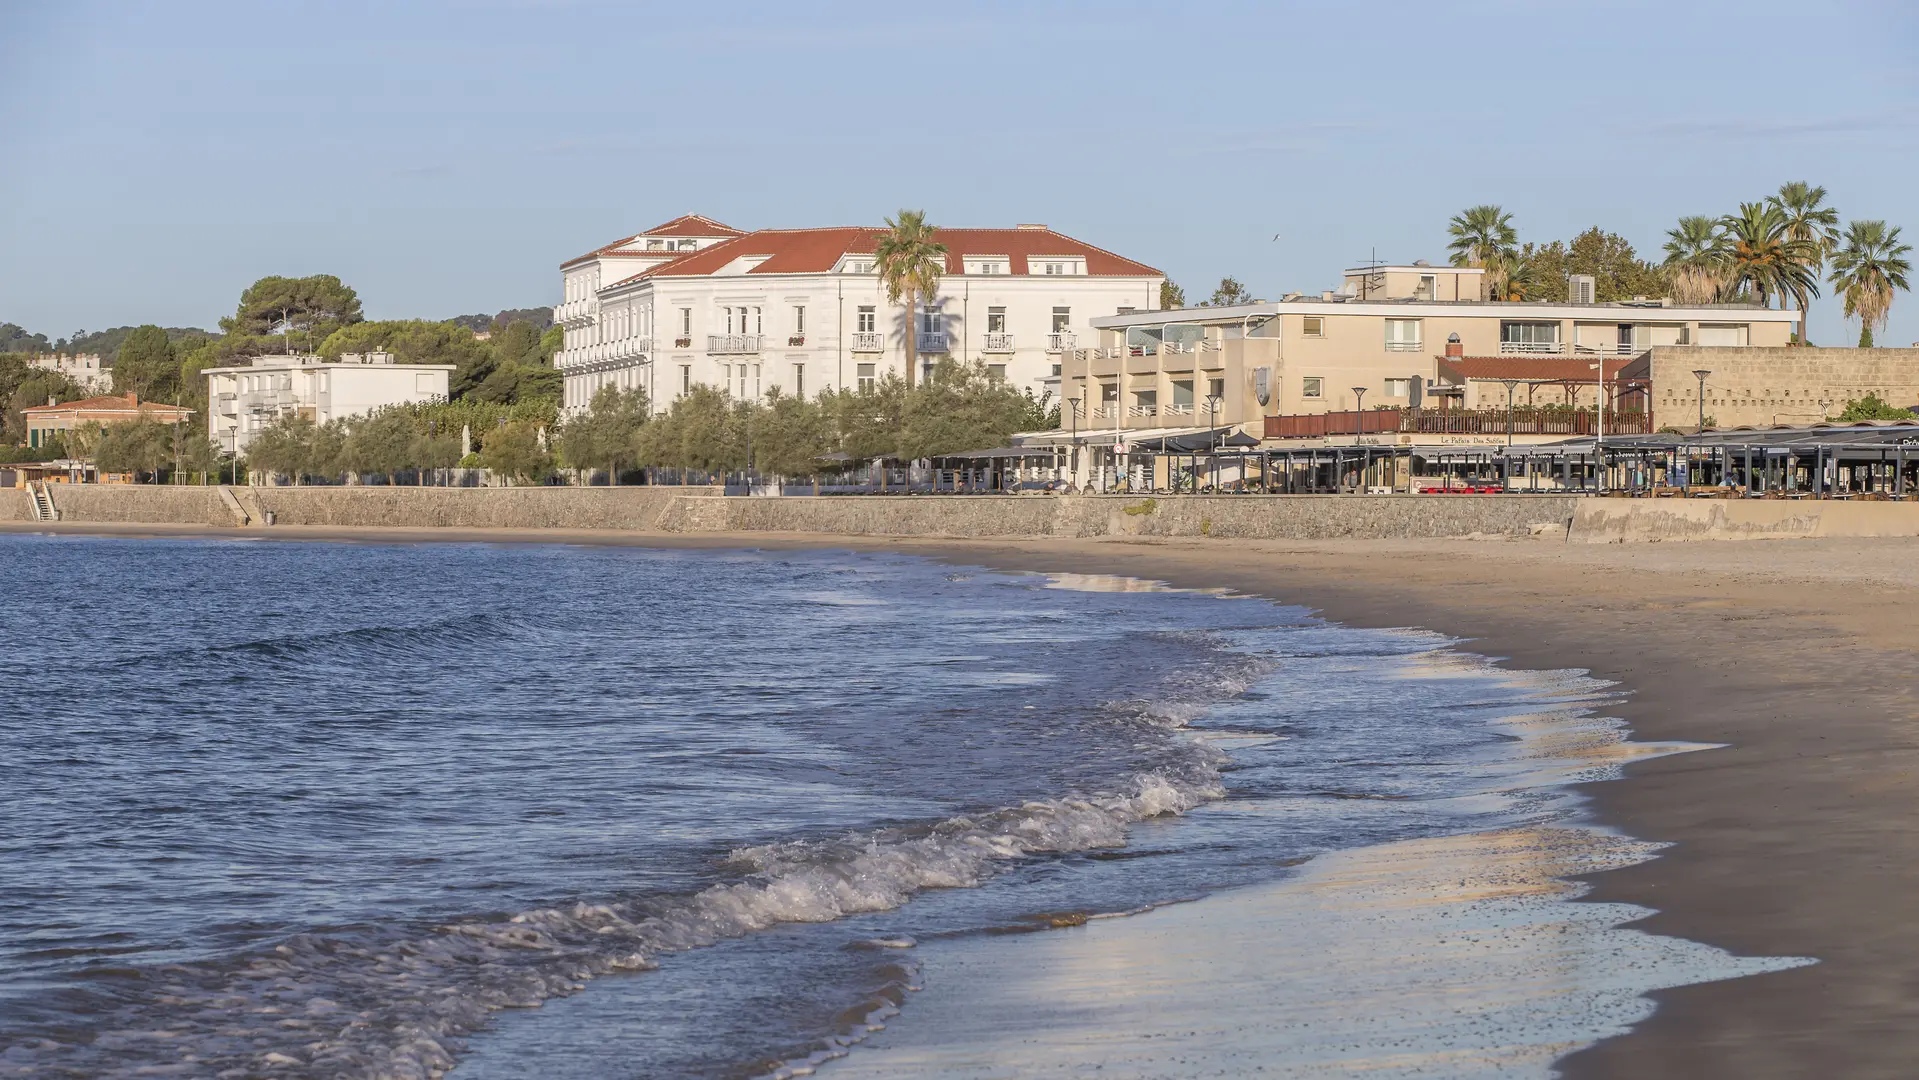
[47,396,56,407]
[1444,332,1463,359]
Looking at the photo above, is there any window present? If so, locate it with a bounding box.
[1173,381,1195,407]
[681,365,691,394]
[857,306,876,333]
[793,363,805,396]
[753,306,762,335]
[1117,306,1136,315]
[919,306,941,333]
[844,259,875,274]
[1051,307,1070,333]
[793,305,805,335]
[1302,377,1324,398]
[986,364,1006,381]
[679,308,692,336]
[1415,274,1436,301]
[1500,321,1560,352]
[1302,316,1324,337]
[986,306,1006,333]
[1698,324,1749,347]
[1384,319,1422,351]
[857,363,876,392]
[1385,378,1411,398]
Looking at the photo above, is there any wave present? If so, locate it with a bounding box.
[5,739,1235,1080]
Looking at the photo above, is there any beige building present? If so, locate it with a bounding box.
[22,392,193,449]
[1066,264,1798,451]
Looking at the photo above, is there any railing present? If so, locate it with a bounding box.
[916,332,950,354]
[707,334,761,354]
[554,299,596,328]
[1047,332,1076,353]
[1093,404,1120,419]
[849,331,885,352]
[1163,403,1195,416]
[982,332,1015,353]
[1498,341,1565,355]
[1128,404,1158,417]
[1384,340,1424,353]
[1263,407,1656,439]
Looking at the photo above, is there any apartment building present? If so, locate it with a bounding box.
[203,353,454,453]
[23,392,192,448]
[28,353,112,393]
[553,216,1163,412]
[1068,263,1798,447]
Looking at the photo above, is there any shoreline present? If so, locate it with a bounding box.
[15,522,1919,1075]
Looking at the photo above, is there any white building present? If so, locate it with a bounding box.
[554,215,1163,412]
[29,353,112,393]
[203,353,455,453]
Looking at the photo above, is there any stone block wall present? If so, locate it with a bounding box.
[1650,346,1919,428]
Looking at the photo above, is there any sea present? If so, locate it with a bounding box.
[0,534,1802,1079]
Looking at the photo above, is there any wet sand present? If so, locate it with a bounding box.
[14,521,1919,1076]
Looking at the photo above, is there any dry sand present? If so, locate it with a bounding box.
[13,522,1919,1076]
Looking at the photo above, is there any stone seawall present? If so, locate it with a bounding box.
[1570,498,1919,542]
[2,485,711,530]
[660,494,1582,540]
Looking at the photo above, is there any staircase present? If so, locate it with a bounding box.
[26,481,58,522]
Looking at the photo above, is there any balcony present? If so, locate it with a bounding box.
[1093,404,1120,419]
[1047,332,1076,354]
[555,299,596,329]
[1498,341,1565,355]
[850,331,885,352]
[982,331,1015,353]
[1384,340,1424,353]
[917,331,950,354]
[1163,403,1195,416]
[1262,407,1656,440]
[707,334,761,355]
[1128,404,1158,417]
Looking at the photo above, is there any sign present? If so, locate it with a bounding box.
[1253,366,1272,406]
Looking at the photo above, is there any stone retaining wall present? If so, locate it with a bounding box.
[1570,498,1919,542]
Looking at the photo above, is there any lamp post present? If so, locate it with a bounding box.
[1351,387,1368,493]
[1205,394,1223,452]
[1692,368,1712,432]
[1501,378,1521,492]
[1068,394,1081,487]
[1588,362,1607,492]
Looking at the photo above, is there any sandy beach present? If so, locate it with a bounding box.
[13,520,1919,1077]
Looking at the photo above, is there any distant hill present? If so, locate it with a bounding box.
[65,326,217,360]
[445,307,554,334]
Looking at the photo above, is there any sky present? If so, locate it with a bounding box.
[3,0,1916,347]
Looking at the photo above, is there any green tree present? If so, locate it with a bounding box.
[1447,204,1517,298]
[94,417,177,479]
[317,319,494,398]
[1663,216,1729,305]
[1,355,84,443]
[1829,220,1912,349]
[113,325,180,403]
[0,324,52,353]
[479,420,554,483]
[874,209,947,391]
[220,275,363,351]
[1720,202,1821,315]
[749,389,836,478]
[1205,277,1258,307]
[827,375,906,464]
[1565,227,1668,302]
[558,385,649,482]
[342,407,418,483]
[1765,182,1841,341]
[244,414,319,482]
[1159,279,1187,309]
[897,360,1045,459]
[1835,393,1915,421]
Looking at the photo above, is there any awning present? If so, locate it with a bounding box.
[1013,425,1252,448]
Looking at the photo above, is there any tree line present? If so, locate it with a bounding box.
[241,360,1057,485]
[1447,183,1912,346]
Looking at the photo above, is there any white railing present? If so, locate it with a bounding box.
[1498,341,1565,355]
[1093,404,1120,419]
[917,332,950,353]
[707,334,761,354]
[1163,403,1195,416]
[554,299,595,328]
[1384,340,1424,353]
[982,331,1015,353]
[1047,332,1077,353]
[849,331,885,352]
[1128,404,1158,417]
[1572,342,1648,355]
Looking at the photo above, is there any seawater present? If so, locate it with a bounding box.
[0,535,1775,1079]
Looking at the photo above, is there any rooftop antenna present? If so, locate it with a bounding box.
[1351,247,1386,301]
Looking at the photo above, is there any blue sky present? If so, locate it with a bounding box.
[3,0,1916,347]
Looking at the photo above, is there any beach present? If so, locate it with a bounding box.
[8,521,1918,1077]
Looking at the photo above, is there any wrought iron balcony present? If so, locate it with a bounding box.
[849,331,885,352]
[917,332,950,354]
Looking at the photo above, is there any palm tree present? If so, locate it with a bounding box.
[874,209,947,390]
[1496,254,1539,301]
[1829,220,1913,348]
[1662,215,1729,305]
[1767,182,1841,342]
[1720,202,1821,320]
[1447,205,1517,298]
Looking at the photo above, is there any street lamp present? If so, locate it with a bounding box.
[1692,368,1712,432]
[1068,394,1081,487]
[1351,387,1367,444]
[1205,394,1223,452]
[1589,362,1607,492]
[1501,377,1520,492]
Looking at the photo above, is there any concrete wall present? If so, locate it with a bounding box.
[10,485,712,530]
[1570,498,1919,542]
[1650,346,1919,428]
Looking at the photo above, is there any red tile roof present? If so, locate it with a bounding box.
[24,393,193,417]
[604,226,1161,288]
[1441,356,1646,382]
[561,215,745,267]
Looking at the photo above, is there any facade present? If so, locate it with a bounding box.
[28,353,112,393]
[23,392,193,447]
[1645,346,1919,429]
[555,216,1163,413]
[202,353,455,453]
[1070,261,1799,448]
